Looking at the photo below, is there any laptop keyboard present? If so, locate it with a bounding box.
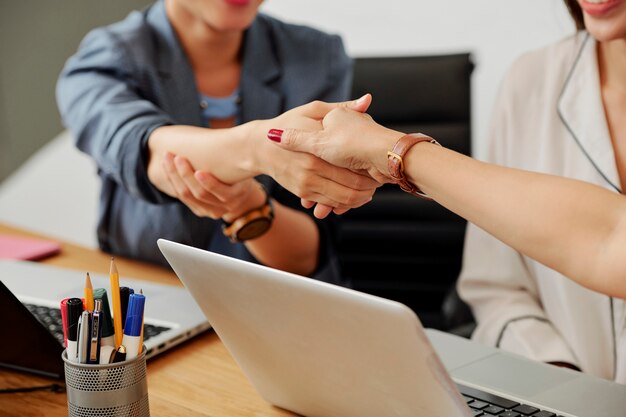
[459,384,562,417]
[25,303,171,345]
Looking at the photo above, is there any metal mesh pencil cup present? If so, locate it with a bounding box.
[62,348,150,417]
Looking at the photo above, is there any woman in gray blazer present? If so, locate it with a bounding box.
[56,0,376,283]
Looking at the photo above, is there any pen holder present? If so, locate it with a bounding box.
[62,347,150,417]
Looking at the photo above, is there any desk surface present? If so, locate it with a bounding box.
[0,223,297,417]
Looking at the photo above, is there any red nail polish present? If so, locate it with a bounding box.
[267,129,283,142]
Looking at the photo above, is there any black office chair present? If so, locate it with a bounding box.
[337,54,474,331]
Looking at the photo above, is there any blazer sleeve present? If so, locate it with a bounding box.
[318,34,353,103]
[456,67,579,367]
[56,27,175,204]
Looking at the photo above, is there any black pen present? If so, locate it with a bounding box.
[119,287,133,331]
[110,345,127,363]
[65,298,83,363]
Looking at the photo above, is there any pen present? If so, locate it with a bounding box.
[110,345,127,363]
[119,286,133,331]
[99,345,115,365]
[65,297,83,362]
[89,299,103,364]
[121,292,145,360]
[77,310,91,364]
[93,288,115,347]
[60,298,70,347]
[137,289,144,355]
[84,272,94,312]
[110,258,123,348]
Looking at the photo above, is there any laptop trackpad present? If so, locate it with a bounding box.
[450,352,579,398]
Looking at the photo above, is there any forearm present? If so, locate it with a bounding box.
[459,228,578,364]
[147,123,267,192]
[244,201,320,276]
[401,142,626,298]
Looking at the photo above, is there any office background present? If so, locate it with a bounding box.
[0,0,573,183]
[0,0,573,249]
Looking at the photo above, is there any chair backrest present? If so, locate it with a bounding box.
[338,54,474,329]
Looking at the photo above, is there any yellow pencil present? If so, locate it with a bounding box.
[110,258,123,348]
[84,272,94,312]
[138,289,144,356]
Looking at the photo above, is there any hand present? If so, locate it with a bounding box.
[252,96,381,218]
[162,153,265,220]
[266,94,404,184]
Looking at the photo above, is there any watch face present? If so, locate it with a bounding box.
[236,218,272,241]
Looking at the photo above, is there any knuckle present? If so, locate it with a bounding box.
[310,100,323,110]
[301,155,318,171]
[342,189,361,206]
[196,189,211,201]
[179,188,193,200]
[297,172,315,190]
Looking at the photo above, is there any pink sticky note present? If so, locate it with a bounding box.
[0,234,62,260]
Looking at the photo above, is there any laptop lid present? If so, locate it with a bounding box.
[157,239,471,417]
[0,259,210,377]
[158,239,626,417]
[0,280,65,378]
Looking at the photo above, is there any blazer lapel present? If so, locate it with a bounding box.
[239,18,283,123]
[146,1,205,127]
[558,34,621,192]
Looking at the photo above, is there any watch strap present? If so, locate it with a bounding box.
[387,133,439,199]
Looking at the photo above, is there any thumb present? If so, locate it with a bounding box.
[345,93,372,113]
[267,128,320,155]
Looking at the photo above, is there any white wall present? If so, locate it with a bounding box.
[260,0,575,158]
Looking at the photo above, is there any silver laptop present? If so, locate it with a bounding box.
[1,259,210,374]
[158,239,626,417]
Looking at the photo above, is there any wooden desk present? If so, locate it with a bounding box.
[0,223,297,417]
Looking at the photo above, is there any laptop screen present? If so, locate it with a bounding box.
[0,281,65,379]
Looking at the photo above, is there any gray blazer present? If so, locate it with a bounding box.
[56,1,352,283]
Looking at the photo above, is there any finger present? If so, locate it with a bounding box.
[313,203,334,219]
[163,155,225,218]
[268,128,321,156]
[300,198,315,209]
[294,95,372,120]
[195,172,259,214]
[194,171,233,203]
[320,162,380,192]
[332,207,351,215]
[163,153,191,199]
[299,179,375,210]
[345,93,372,113]
[174,156,223,205]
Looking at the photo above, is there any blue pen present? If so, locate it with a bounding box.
[121,292,145,360]
[89,299,103,364]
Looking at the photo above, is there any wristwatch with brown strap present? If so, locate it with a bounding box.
[387,133,440,199]
[222,191,274,243]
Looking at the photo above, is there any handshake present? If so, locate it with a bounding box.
[156,93,429,221]
[264,93,419,218]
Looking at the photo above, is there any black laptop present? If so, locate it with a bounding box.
[0,281,65,379]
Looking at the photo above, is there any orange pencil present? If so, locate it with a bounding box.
[84,272,94,312]
[110,258,123,348]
